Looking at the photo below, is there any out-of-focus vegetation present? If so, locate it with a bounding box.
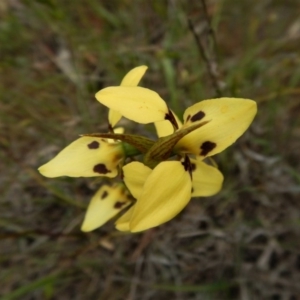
[1,0,300,299]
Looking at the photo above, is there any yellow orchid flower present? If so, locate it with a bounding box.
[38,65,257,234]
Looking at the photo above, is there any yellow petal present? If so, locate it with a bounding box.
[95,86,168,124]
[120,65,148,86]
[123,162,152,199]
[108,66,148,127]
[130,161,192,232]
[115,206,134,232]
[154,111,183,137]
[176,98,257,157]
[108,109,122,128]
[191,159,224,197]
[81,185,131,232]
[38,137,123,178]
[113,127,124,134]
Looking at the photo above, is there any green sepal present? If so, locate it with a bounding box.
[81,133,155,154]
[144,120,209,168]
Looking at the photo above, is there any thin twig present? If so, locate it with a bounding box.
[188,0,225,97]
[188,19,222,97]
[200,0,219,56]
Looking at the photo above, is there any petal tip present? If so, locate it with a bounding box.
[38,164,55,178]
[80,225,91,232]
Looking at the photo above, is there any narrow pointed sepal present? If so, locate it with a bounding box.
[191,159,224,197]
[95,86,169,124]
[176,98,257,157]
[38,137,123,178]
[120,65,148,86]
[81,185,132,232]
[129,161,192,232]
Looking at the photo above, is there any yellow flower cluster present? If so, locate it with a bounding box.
[39,66,257,233]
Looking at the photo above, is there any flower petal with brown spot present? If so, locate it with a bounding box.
[176,98,257,157]
[38,137,124,178]
[81,184,131,232]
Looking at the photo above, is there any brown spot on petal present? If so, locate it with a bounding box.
[200,141,216,156]
[181,155,193,179]
[93,163,111,174]
[101,190,108,199]
[88,141,100,149]
[181,155,189,171]
[191,111,205,122]
[114,201,126,209]
[186,114,191,122]
[165,109,179,129]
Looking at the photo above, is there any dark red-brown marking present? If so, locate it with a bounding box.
[114,201,126,209]
[101,190,108,199]
[200,141,216,156]
[181,155,193,179]
[181,155,189,171]
[88,141,100,149]
[165,109,179,129]
[191,111,205,122]
[93,163,111,174]
[186,114,191,122]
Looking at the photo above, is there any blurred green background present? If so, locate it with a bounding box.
[1,0,300,299]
